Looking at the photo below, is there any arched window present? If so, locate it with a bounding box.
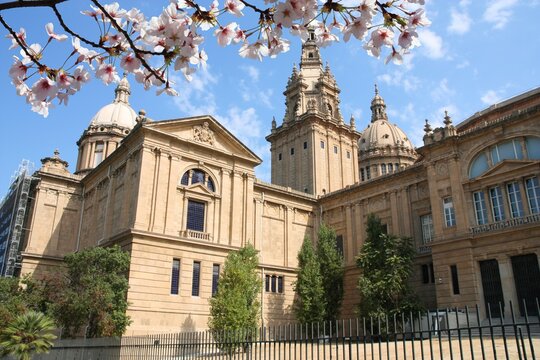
[180,169,215,192]
[469,137,540,179]
[381,164,387,175]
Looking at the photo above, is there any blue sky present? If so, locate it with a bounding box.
[1,0,539,195]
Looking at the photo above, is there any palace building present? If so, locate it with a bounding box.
[1,36,539,334]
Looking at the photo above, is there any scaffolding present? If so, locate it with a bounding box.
[0,160,34,277]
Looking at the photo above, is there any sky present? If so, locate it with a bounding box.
[1,0,539,196]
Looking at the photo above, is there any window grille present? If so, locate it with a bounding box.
[212,264,220,296]
[187,200,205,232]
[192,261,201,296]
[171,259,180,295]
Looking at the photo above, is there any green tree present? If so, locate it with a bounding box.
[293,236,326,324]
[356,214,421,320]
[316,224,344,322]
[50,245,131,338]
[209,244,261,352]
[0,310,56,360]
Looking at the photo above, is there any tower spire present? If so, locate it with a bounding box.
[370,84,388,122]
[114,73,131,104]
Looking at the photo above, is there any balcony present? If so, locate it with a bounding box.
[180,229,213,242]
[417,244,432,254]
[470,213,540,235]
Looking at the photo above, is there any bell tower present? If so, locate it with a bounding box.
[266,31,360,195]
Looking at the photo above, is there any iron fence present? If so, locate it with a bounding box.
[25,301,540,360]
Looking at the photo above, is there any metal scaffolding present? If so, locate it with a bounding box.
[0,160,34,277]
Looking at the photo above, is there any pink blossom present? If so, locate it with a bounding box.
[408,9,431,27]
[120,53,142,72]
[31,100,53,118]
[124,8,145,25]
[315,26,339,48]
[385,47,403,65]
[103,3,127,21]
[274,2,295,28]
[371,28,394,48]
[224,0,245,17]
[96,63,120,84]
[343,18,368,42]
[214,22,238,47]
[156,83,179,96]
[56,71,72,89]
[239,40,269,61]
[9,57,28,80]
[398,28,420,49]
[290,24,309,42]
[45,23,68,42]
[7,28,26,49]
[20,43,42,65]
[31,77,58,101]
[81,5,101,18]
[72,66,90,90]
[233,29,246,43]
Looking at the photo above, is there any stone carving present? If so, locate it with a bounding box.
[193,122,215,145]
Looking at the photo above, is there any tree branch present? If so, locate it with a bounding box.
[89,0,166,84]
[0,0,67,11]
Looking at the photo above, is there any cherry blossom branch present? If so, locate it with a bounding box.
[88,0,166,84]
[0,13,45,68]
[0,0,67,11]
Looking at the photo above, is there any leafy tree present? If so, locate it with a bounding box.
[356,213,421,320]
[209,244,261,351]
[316,223,344,322]
[0,310,56,360]
[293,236,326,324]
[0,1,429,117]
[50,245,131,338]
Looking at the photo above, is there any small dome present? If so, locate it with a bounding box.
[359,120,414,152]
[89,74,137,130]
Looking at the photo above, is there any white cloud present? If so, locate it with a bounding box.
[170,67,219,116]
[377,71,421,92]
[456,60,470,69]
[239,79,275,108]
[483,0,518,29]
[431,78,455,102]
[447,8,472,35]
[481,90,502,105]
[418,29,446,59]
[241,65,260,82]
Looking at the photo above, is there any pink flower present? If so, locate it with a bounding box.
[224,0,245,17]
[20,43,42,65]
[81,5,102,18]
[239,40,269,61]
[7,28,26,49]
[56,71,72,89]
[9,56,28,80]
[214,23,238,47]
[156,83,179,96]
[120,53,142,72]
[273,2,295,27]
[398,28,420,49]
[31,77,58,101]
[385,47,403,65]
[408,9,431,28]
[103,3,127,21]
[371,28,394,48]
[315,26,339,48]
[45,23,68,41]
[31,100,54,118]
[343,18,368,42]
[72,66,90,90]
[96,63,120,84]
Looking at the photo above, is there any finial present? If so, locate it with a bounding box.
[53,148,60,158]
[349,114,356,130]
[271,116,277,129]
[424,119,433,134]
[443,110,452,127]
[374,84,379,95]
[136,109,147,123]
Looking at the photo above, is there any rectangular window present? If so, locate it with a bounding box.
[94,142,104,167]
[381,164,387,175]
[420,214,434,244]
[360,168,365,181]
[333,145,338,154]
[303,141,308,149]
[388,163,393,173]
[265,274,270,292]
[212,264,220,297]
[277,276,284,293]
[271,275,277,292]
[171,258,180,295]
[450,265,460,295]
[526,177,540,214]
[192,261,201,297]
[507,182,524,218]
[346,151,351,159]
[421,264,430,284]
[489,187,505,221]
[366,166,371,180]
[278,153,282,161]
[335,235,344,257]
[473,191,488,225]
[187,200,205,232]
[443,197,456,227]
[290,147,295,155]
[429,263,435,283]
[320,141,325,149]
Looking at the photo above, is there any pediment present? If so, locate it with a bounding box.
[476,160,535,180]
[144,115,262,165]
[184,182,214,196]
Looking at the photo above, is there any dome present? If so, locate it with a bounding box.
[359,120,415,152]
[89,75,137,130]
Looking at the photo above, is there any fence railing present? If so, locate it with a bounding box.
[29,301,540,360]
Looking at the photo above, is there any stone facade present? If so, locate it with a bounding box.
[7,41,540,335]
